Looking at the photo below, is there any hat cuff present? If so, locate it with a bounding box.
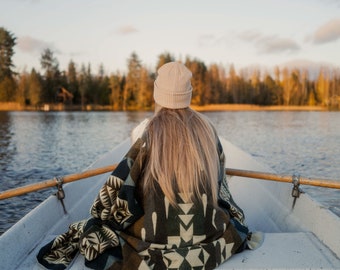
[154,88,192,109]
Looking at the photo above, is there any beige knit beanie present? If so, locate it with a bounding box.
[154,62,193,109]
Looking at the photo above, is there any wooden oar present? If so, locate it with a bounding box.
[226,168,340,189]
[0,166,339,200]
[0,164,117,201]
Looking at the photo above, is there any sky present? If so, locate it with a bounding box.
[1,0,340,75]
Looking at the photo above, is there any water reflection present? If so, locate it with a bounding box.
[0,112,15,171]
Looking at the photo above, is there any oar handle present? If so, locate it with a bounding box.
[226,168,340,189]
[0,165,117,200]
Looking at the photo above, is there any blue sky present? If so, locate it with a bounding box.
[1,0,340,75]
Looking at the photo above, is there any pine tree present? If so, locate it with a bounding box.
[0,27,17,101]
[67,60,79,104]
[0,27,16,79]
[40,48,60,103]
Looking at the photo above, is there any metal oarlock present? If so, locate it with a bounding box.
[55,176,67,214]
[291,174,302,209]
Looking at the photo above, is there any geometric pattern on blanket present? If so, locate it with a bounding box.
[137,194,236,269]
[41,218,120,266]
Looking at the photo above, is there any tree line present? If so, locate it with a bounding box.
[1,27,340,110]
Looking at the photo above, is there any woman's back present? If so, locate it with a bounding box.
[142,108,220,207]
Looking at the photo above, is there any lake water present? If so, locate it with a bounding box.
[0,110,339,235]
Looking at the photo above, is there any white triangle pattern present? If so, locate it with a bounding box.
[180,224,193,242]
[185,248,203,267]
[178,214,194,227]
[163,251,184,268]
[178,203,193,215]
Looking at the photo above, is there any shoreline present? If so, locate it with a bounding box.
[191,104,328,112]
[0,102,332,112]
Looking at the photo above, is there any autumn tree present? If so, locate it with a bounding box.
[328,69,340,108]
[236,69,250,104]
[16,68,43,106]
[316,68,330,106]
[156,52,175,70]
[299,70,309,105]
[16,71,29,105]
[273,66,284,105]
[28,68,43,106]
[262,74,281,105]
[138,67,153,109]
[0,76,16,102]
[206,64,225,104]
[227,64,239,103]
[289,69,303,105]
[250,69,261,104]
[282,68,291,105]
[185,58,207,106]
[109,73,124,110]
[124,52,142,110]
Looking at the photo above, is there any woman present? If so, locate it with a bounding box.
[37,62,250,270]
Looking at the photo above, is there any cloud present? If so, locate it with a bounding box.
[238,30,300,54]
[116,25,138,35]
[197,30,300,54]
[311,18,340,44]
[257,36,300,53]
[17,36,53,54]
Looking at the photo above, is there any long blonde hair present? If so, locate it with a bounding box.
[142,107,219,206]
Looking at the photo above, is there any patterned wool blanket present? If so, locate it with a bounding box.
[37,136,249,270]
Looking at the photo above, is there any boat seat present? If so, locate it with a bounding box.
[35,232,338,269]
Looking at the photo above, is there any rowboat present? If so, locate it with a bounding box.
[0,136,339,269]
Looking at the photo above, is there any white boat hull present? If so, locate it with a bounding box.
[0,138,339,269]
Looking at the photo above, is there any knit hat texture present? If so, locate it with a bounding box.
[154,62,193,109]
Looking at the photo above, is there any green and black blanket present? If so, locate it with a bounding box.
[37,137,249,270]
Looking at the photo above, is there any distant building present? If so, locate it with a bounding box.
[56,87,74,104]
